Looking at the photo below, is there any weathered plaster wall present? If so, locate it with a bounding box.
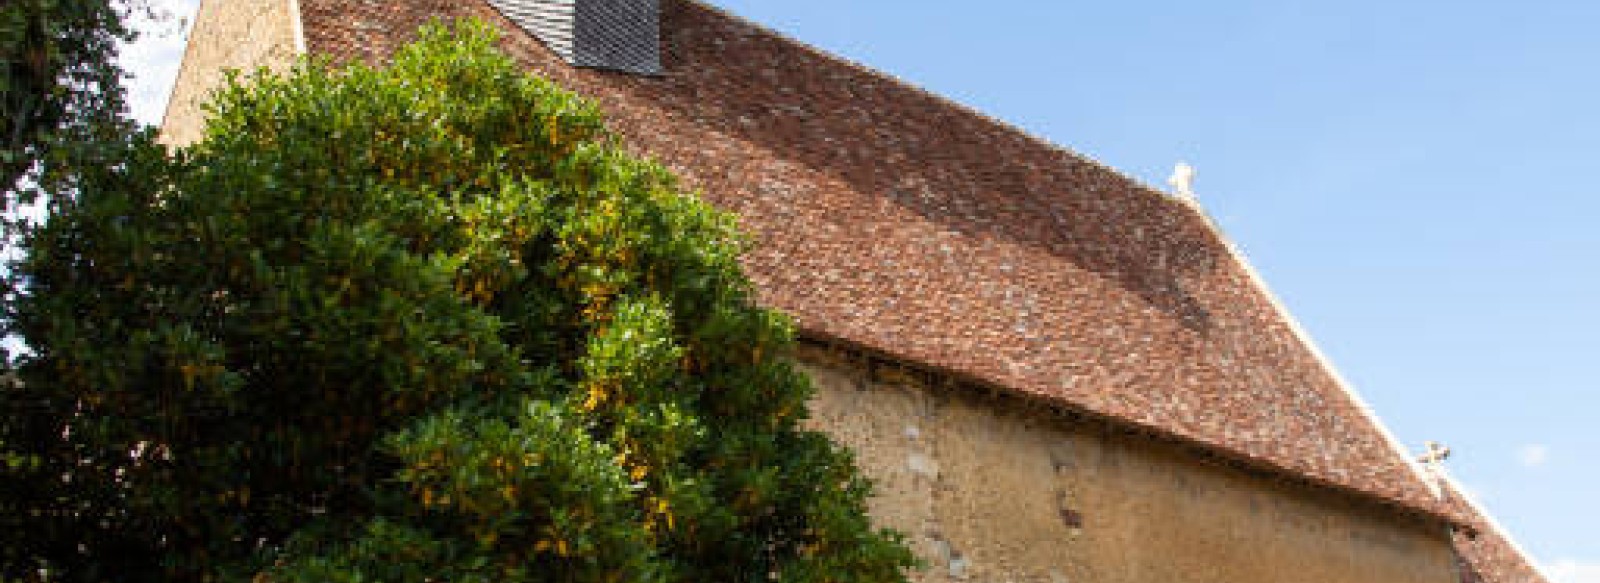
[161,0,301,145]
[798,345,1459,583]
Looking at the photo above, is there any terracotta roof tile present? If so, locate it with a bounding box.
[1442,479,1552,583]
[300,0,1456,520]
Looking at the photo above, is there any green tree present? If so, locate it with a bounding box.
[0,0,145,202]
[1,19,915,582]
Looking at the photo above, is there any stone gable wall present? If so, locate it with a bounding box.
[161,0,301,146]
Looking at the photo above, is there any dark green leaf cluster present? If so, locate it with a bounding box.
[0,20,914,582]
[1,0,143,204]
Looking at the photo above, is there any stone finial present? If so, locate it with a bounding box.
[1416,440,1452,499]
[1418,440,1451,468]
[1420,442,1459,499]
[1167,161,1197,201]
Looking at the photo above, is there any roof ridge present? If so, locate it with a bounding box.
[681,0,1177,203]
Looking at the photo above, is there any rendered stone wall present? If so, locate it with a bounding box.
[160,0,301,145]
[798,345,1460,583]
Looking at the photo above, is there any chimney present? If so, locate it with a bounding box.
[487,0,662,75]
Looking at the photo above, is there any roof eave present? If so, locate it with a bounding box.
[794,325,1469,530]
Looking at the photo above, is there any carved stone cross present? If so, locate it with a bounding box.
[1418,440,1452,467]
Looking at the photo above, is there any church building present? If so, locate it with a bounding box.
[162,1,1551,581]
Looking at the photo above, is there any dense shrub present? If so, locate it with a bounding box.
[1,20,914,582]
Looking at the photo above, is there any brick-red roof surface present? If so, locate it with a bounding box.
[1444,480,1551,583]
[301,0,1453,519]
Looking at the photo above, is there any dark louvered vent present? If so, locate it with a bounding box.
[487,0,661,75]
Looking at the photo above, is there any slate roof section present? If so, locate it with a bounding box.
[298,0,1453,520]
[485,0,663,75]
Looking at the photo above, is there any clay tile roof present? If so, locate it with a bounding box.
[1441,478,1552,583]
[298,0,1458,521]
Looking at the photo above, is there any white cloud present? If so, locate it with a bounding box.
[117,0,202,126]
[1546,559,1600,583]
[1518,444,1551,468]
[1454,480,1491,504]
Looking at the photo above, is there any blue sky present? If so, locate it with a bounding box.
[121,1,1596,579]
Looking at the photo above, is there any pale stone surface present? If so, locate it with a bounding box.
[798,345,1459,583]
[161,0,301,146]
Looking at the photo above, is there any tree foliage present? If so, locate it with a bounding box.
[0,0,142,202]
[1,20,915,582]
